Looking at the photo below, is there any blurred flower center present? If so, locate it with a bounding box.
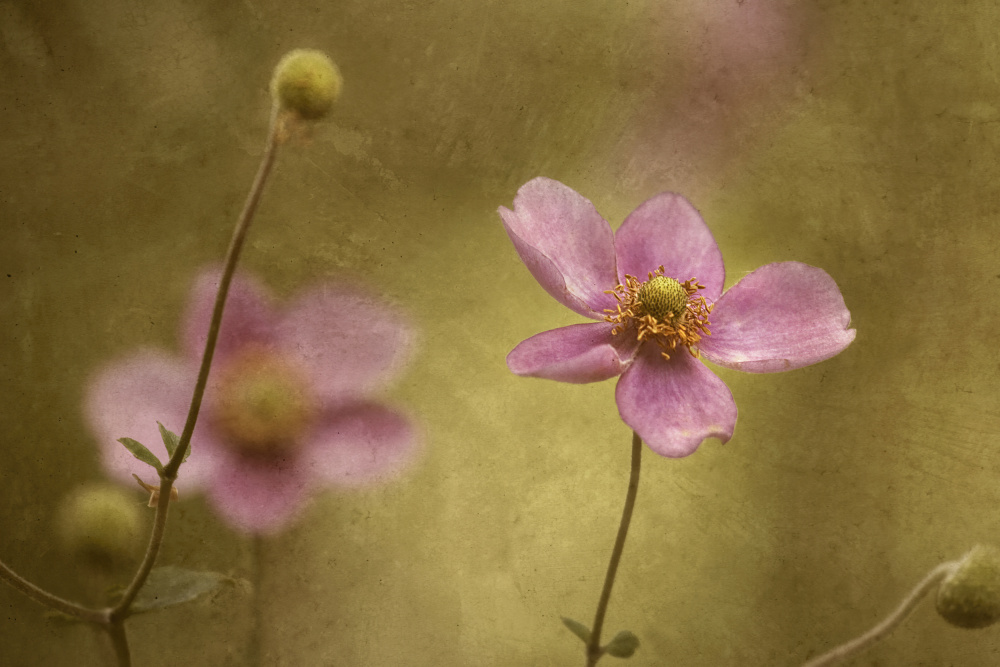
[604,267,713,360]
[211,347,317,457]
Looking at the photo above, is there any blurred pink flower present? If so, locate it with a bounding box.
[86,269,419,534]
[500,177,854,457]
[615,1,813,195]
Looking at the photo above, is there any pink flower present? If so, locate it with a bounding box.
[500,178,855,457]
[85,269,419,534]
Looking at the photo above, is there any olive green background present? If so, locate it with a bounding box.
[2,1,999,665]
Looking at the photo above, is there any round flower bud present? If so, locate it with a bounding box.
[270,49,342,120]
[58,484,142,570]
[936,545,1000,629]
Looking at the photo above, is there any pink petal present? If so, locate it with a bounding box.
[699,262,855,373]
[275,284,414,403]
[206,451,312,535]
[305,403,420,487]
[615,345,736,457]
[83,350,221,487]
[499,178,619,318]
[507,322,637,384]
[614,193,726,301]
[181,268,278,363]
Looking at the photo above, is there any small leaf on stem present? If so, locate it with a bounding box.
[561,616,591,644]
[127,566,232,614]
[132,474,178,508]
[604,630,640,658]
[117,438,163,472]
[157,422,189,462]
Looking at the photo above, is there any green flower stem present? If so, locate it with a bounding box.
[585,430,642,667]
[162,106,283,481]
[248,535,266,667]
[106,621,133,667]
[801,561,958,667]
[110,105,283,622]
[0,559,107,624]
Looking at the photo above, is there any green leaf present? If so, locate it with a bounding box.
[561,617,591,644]
[157,422,189,463]
[604,630,640,658]
[117,438,163,472]
[129,566,232,614]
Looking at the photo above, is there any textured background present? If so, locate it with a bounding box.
[2,1,1000,665]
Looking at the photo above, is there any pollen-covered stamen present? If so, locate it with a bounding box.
[603,266,713,360]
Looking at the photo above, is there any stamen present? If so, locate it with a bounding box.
[602,266,712,360]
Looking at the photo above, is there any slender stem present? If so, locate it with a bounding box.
[247,535,266,667]
[164,106,283,480]
[0,559,107,624]
[106,621,132,667]
[585,431,642,667]
[111,474,173,618]
[801,561,958,667]
[112,106,283,619]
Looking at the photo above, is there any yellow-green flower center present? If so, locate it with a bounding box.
[211,347,317,457]
[603,266,713,360]
[637,275,689,325]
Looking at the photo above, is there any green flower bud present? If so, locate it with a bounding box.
[58,484,141,571]
[936,545,1000,629]
[270,49,342,120]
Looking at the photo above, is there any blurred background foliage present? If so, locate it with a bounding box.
[1,0,999,664]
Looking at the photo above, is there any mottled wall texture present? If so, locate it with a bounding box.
[2,1,999,665]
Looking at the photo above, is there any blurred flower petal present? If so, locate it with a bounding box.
[207,453,312,535]
[84,350,219,487]
[307,403,420,487]
[276,284,414,402]
[181,268,278,363]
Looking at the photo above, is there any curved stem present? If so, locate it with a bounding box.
[0,559,106,624]
[111,106,283,619]
[585,431,642,667]
[163,106,283,480]
[111,473,173,619]
[801,561,958,667]
[106,621,132,667]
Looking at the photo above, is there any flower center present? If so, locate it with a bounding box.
[637,276,689,325]
[210,347,317,457]
[604,266,713,360]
